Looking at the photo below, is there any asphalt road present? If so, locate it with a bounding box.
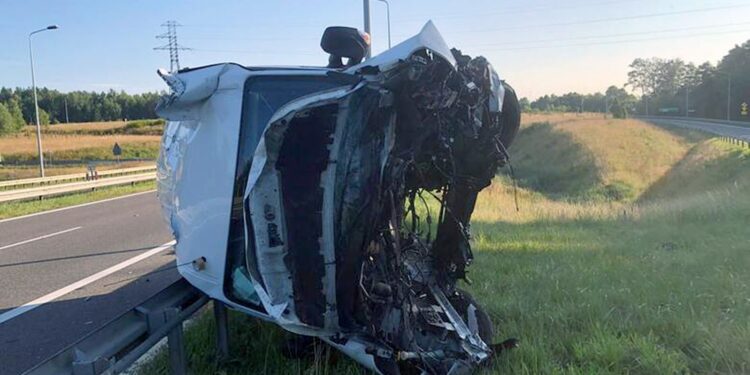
[0,191,178,375]
[645,117,750,141]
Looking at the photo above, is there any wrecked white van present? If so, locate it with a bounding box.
[156,22,521,374]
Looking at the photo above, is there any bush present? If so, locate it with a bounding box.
[0,101,26,135]
[610,98,628,119]
[123,119,165,135]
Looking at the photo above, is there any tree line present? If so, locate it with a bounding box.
[0,88,163,134]
[521,86,636,118]
[524,38,750,122]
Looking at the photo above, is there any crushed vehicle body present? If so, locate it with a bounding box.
[156,21,521,374]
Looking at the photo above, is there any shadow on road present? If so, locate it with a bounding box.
[0,245,160,269]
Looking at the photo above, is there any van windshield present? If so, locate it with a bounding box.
[226,75,343,309]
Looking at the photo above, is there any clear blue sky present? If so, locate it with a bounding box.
[1,0,748,99]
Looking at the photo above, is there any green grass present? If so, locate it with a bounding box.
[0,180,155,220]
[136,116,750,374]
[135,307,364,375]
[468,192,750,374]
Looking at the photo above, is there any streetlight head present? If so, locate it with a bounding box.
[47,25,59,30]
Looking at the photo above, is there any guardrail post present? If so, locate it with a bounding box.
[213,300,230,361]
[165,308,187,375]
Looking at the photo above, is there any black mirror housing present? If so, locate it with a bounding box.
[321,26,370,68]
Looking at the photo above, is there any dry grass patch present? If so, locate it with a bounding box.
[0,134,160,155]
[509,117,706,201]
[29,121,128,133]
[559,118,696,196]
[521,112,605,127]
[640,138,750,202]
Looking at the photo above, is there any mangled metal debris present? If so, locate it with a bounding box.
[156,21,521,374]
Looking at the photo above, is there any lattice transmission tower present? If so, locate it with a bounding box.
[154,21,190,72]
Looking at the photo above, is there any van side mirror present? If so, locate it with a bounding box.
[321,26,370,68]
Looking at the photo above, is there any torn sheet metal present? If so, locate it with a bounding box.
[347,21,456,73]
[156,21,521,375]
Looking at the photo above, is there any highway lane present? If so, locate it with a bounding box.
[0,191,179,375]
[644,117,750,141]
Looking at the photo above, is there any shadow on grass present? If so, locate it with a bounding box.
[507,122,602,201]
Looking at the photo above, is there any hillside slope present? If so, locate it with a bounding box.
[509,116,705,201]
[640,138,750,201]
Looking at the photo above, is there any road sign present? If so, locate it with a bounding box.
[741,102,748,116]
[112,143,122,156]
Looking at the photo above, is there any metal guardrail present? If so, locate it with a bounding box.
[0,165,156,190]
[640,116,750,147]
[640,115,750,128]
[24,278,230,375]
[0,172,156,203]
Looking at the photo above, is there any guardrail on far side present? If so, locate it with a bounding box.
[0,170,156,203]
[640,116,750,148]
[0,165,156,191]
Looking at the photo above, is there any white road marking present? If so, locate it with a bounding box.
[0,226,82,251]
[0,240,175,325]
[0,190,156,224]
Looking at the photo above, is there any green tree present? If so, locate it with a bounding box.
[7,97,26,130]
[609,98,627,119]
[519,97,531,112]
[0,103,16,134]
[38,107,50,125]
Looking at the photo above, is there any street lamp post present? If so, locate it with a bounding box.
[727,75,731,121]
[29,25,58,178]
[715,71,731,121]
[363,0,371,59]
[376,0,392,49]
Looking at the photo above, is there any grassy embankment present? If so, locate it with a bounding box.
[138,113,750,374]
[0,120,162,218]
[0,120,162,180]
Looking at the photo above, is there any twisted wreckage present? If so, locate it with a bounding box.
[156,22,521,374]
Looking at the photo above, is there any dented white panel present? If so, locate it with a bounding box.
[156,64,252,300]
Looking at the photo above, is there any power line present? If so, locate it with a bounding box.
[154,21,191,72]
[480,28,750,52]
[475,3,750,32]
[182,23,323,30]
[466,22,750,47]
[393,0,641,22]
[392,3,750,37]
[190,48,320,57]
[180,35,320,42]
